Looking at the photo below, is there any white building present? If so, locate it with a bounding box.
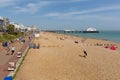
[10,22,27,32]
[86,27,97,31]
[0,16,9,31]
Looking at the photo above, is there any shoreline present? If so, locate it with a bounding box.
[57,31,120,43]
[55,32,120,50]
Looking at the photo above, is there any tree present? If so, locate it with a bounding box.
[6,24,15,34]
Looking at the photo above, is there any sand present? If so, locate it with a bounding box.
[15,32,120,80]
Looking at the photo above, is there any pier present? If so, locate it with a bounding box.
[44,30,82,33]
[43,30,99,33]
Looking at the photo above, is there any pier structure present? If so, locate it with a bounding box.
[44,30,82,34]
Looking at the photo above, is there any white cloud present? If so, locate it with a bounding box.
[44,5,120,17]
[69,0,88,2]
[36,0,88,4]
[0,0,17,7]
[36,0,87,2]
[14,0,88,14]
[72,15,118,21]
[44,5,120,21]
[44,13,61,17]
[54,0,88,3]
[66,5,120,15]
[15,1,51,14]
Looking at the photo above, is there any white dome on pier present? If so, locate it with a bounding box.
[86,27,97,31]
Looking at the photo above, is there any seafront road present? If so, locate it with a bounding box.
[0,35,33,80]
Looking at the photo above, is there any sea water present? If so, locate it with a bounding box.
[59,31,120,43]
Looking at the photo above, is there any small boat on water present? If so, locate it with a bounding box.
[82,27,99,33]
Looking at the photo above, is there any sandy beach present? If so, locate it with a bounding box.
[15,32,120,80]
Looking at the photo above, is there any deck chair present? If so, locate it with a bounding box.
[8,62,15,71]
[17,51,22,58]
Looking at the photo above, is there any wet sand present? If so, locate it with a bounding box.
[15,32,120,80]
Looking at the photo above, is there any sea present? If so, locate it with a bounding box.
[58,30,120,43]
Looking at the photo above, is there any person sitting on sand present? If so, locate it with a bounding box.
[74,40,79,44]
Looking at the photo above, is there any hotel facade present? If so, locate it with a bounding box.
[0,16,9,32]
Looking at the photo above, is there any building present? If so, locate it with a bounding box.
[0,16,9,32]
[82,27,99,33]
[28,26,37,32]
[4,18,9,27]
[10,22,27,32]
[86,27,97,31]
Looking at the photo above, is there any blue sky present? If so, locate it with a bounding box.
[0,0,120,30]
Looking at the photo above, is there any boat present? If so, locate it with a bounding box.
[82,27,99,33]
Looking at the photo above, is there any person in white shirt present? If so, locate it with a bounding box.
[11,46,15,55]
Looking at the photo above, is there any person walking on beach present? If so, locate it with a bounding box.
[11,46,15,55]
[83,49,87,58]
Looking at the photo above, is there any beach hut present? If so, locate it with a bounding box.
[110,46,116,50]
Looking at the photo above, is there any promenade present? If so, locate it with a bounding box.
[0,34,34,80]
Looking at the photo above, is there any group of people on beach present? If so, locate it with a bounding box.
[29,43,40,49]
[33,43,40,49]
